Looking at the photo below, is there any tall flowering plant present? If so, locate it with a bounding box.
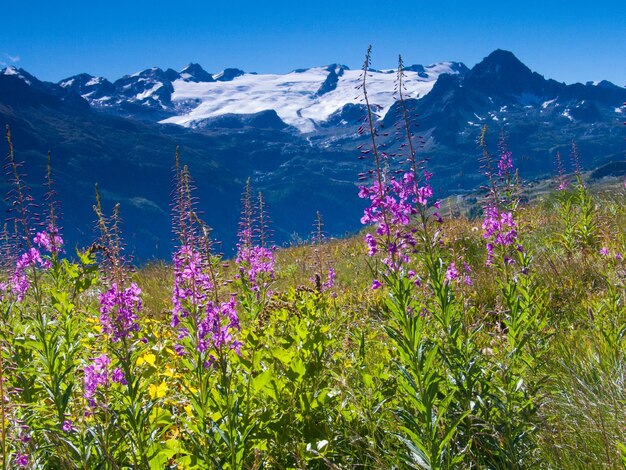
[479,129,526,272]
[357,50,470,468]
[234,180,275,319]
[478,129,549,464]
[82,187,163,468]
[170,156,248,468]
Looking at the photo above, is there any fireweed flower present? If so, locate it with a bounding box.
[462,262,473,286]
[444,262,459,284]
[14,453,29,468]
[84,353,111,407]
[6,247,51,302]
[112,367,127,385]
[359,170,434,281]
[99,282,142,342]
[199,295,242,355]
[171,244,214,328]
[325,267,336,290]
[235,242,275,293]
[482,205,520,267]
[62,420,73,433]
[497,148,513,176]
[33,225,64,254]
[172,245,241,358]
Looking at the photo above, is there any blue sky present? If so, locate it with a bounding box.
[1,0,624,85]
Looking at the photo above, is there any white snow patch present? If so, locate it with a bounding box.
[86,77,103,86]
[161,63,460,132]
[135,83,163,101]
[59,78,75,88]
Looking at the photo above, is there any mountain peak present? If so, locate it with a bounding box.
[464,49,552,98]
[180,63,214,82]
[2,66,35,85]
[214,68,245,82]
[470,49,531,79]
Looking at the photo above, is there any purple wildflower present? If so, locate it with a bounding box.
[33,225,64,254]
[198,295,241,355]
[8,247,50,302]
[172,245,213,327]
[235,244,275,293]
[482,205,519,267]
[497,149,513,176]
[84,354,111,407]
[324,267,336,290]
[462,262,473,286]
[371,279,382,290]
[599,247,609,256]
[359,171,435,270]
[62,420,73,433]
[14,453,28,468]
[444,262,459,284]
[99,282,142,342]
[111,368,127,385]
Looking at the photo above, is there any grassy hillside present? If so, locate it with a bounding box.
[1,131,625,468]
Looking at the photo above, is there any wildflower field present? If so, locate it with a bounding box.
[1,51,625,469]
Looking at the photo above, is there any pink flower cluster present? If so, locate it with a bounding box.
[4,247,50,302]
[33,226,64,254]
[172,245,241,358]
[235,243,275,293]
[359,171,435,274]
[197,296,242,355]
[497,149,513,176]
[482,206,520,266]
[171,245,214,328]
[99,282,142,342]
[84,354,110,407]
[444,261,473,286]
[84,354,126,407]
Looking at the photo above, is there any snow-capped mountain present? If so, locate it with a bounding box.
[56,61,469,131]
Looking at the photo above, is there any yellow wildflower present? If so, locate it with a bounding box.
[149,381,168,399]
[137,352,156,367]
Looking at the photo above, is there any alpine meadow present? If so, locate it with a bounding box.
[0,14,625,468]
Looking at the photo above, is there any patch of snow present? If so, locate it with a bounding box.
[135,83,163,101]
[86,77,103,86]
[541,98,556,109]
[562,109,573,121]
[161,62,461,132]
[59,78,75,88]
